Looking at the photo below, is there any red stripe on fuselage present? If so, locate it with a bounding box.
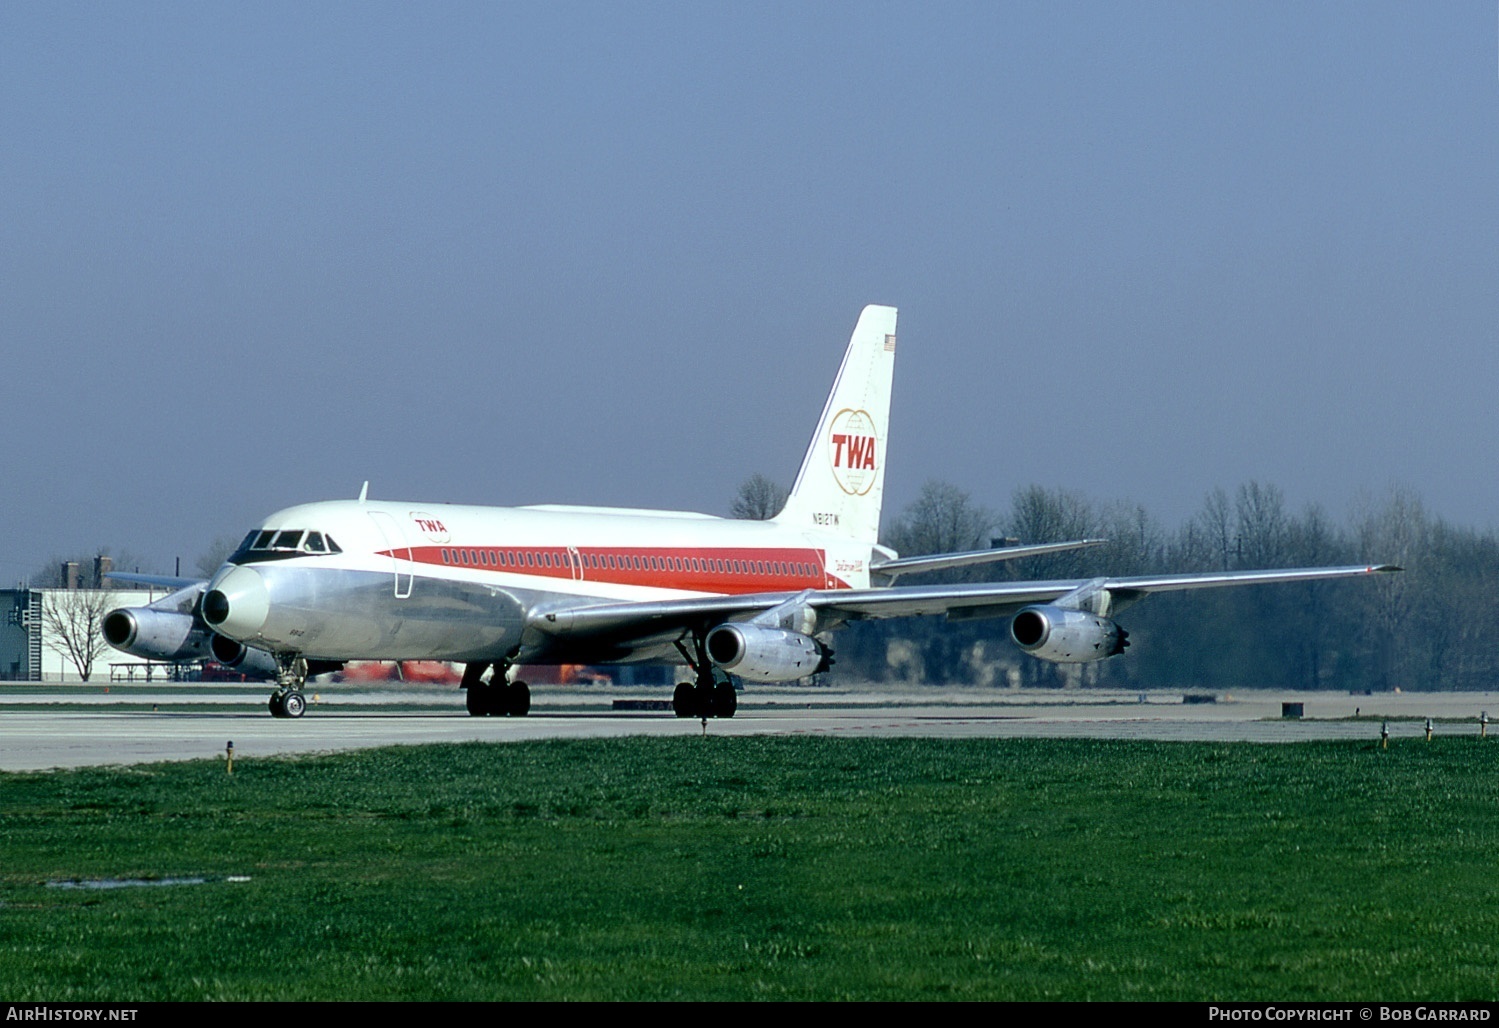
[373,544,851,593]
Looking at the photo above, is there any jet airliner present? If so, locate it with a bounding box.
[104,305,1397,717]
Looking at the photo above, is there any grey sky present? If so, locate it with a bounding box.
[3,2,1496,577]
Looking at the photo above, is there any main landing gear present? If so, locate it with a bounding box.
[461,662,531,717]
[268,655,308,718]
[672,638,738,718]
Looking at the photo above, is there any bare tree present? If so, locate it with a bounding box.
[730,474,789,520]
[196,535,242,577]
[1352,487,1427,692]
[1234,481,1290,569]
[1195,486,1235,571]
[1095,500,1165,577]
[1002,485,1096,579]
[41,590,116,681]
[885,480,995,562]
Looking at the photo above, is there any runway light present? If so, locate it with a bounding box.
[226,740,234,775]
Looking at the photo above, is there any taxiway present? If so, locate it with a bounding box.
[0,684,1493,771]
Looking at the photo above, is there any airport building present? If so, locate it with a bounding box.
[0,584,165,683]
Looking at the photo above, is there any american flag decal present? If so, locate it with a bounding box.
[884,334,896,352]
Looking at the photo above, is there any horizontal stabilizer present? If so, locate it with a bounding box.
[871,539,1108,582]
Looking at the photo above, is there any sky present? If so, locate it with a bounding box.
[3,2,1497,579]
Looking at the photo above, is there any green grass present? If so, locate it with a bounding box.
[1,736,1497,1000]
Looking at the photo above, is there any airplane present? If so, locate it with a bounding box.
[103,305,1398,718]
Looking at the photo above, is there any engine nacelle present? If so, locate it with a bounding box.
[209,633,281,678]
[705,624,830,683]
[103,606,281,678]
[102,607,211,662]
[1009,605,1129,663]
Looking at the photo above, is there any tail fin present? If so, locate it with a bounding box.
[772,304,898,544]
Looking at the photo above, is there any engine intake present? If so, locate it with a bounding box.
[1010,604,1129,663]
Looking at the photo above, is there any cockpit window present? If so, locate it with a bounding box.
[230,527,341,564]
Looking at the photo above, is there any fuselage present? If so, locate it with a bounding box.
[204,499,875,665]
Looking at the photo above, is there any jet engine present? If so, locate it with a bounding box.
[209,632,281,678]
[1009,605,1129,663]
[103,605,281,678]
[102,607,209,663]
[705,623,831,683]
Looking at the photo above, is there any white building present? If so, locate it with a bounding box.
[1,588,173,682]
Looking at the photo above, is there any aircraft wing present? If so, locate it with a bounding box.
[533,563,1400,650]
[102,571,207,591]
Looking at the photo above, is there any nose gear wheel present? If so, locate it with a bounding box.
[268,655,309,718]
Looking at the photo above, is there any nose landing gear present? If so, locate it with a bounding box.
[268,655,309,718]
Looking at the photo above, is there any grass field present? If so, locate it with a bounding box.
[1,735,1496,1001]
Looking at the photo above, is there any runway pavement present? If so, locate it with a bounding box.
[0,683,1495,771]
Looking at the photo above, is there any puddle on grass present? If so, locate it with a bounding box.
[46,875,251,890]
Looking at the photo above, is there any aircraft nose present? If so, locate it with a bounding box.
[201,564,270,640]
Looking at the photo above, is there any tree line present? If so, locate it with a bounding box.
[735,476,1498,691]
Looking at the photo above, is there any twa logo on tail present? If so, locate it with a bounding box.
[829,408,879,495]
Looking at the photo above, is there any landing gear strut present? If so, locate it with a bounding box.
[461,662,530,717]
[673,638,737,718]
[268,655,308,718]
